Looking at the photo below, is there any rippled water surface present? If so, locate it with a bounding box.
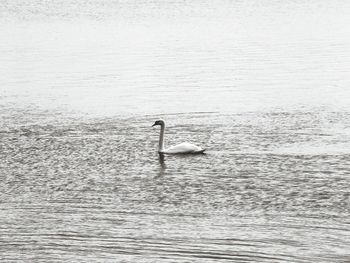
[1,0,350,262]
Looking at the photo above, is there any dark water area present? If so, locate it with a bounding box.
[1,111,350,262]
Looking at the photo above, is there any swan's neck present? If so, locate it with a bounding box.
[158,124,165,152]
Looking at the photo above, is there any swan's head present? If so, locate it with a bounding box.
[152,120,165,127]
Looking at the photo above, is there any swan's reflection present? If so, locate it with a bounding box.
[157,153,166,177]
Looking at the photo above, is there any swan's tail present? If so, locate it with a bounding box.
[195,149,206,154]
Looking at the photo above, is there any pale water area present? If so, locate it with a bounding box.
[1,0,350,262]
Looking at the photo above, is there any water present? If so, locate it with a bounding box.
[1,0,350,262]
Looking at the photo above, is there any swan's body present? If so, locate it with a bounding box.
[152,120,205,154]
[163,142,204,154]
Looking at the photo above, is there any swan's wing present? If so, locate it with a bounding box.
[164,142,203,154]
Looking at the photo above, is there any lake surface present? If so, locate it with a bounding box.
[1,0,350,262]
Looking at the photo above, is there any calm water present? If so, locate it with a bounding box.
[1,0,350,262]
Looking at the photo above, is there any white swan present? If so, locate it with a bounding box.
[152,120,205,154]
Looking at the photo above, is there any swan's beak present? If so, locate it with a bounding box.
[152,123,156,127]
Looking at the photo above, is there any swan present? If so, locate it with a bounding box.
[152,120,206,154]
